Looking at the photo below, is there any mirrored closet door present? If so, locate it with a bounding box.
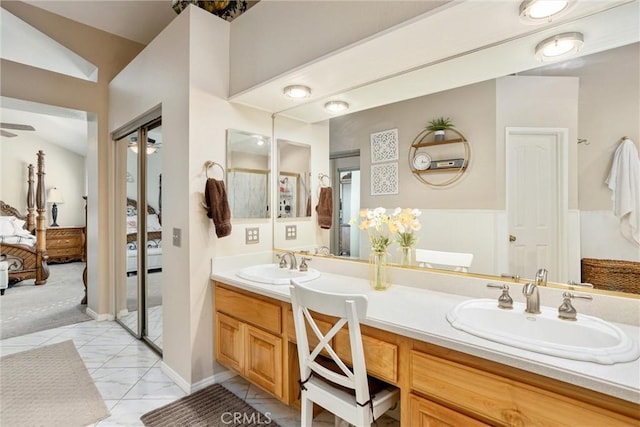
[114,115,163,354]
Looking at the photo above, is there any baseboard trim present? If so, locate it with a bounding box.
[86,308,114,321]
[159,362,237,393]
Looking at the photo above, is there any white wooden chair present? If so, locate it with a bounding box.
[415,248,474,272]
[289,279,399,427]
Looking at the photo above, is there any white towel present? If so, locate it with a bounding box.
[605,138,640,245]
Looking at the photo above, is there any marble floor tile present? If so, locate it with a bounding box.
[2,319,402,427]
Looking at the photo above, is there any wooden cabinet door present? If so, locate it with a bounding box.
[245,324,283,399]
[215,312,243,373]
[409,395,489,427]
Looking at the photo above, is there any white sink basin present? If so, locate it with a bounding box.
[236,264,321,285]
[446,299,639,364]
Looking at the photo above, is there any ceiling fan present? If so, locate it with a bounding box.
[1,122,36,138]
[128,135,161,154]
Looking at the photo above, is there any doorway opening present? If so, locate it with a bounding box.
[330,151,360,258]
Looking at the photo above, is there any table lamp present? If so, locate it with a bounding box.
[47,187,64,227]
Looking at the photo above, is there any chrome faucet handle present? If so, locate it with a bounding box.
[535,268,548,286]
[486,283,513,310]
[276,254,287,269]
[500,273,520,282]
[299,256,311,272]
[567,280,594,289]
[558,291,593,321]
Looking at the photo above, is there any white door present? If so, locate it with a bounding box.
[507,129,565,282]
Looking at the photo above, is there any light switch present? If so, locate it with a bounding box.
[246,227,259,244]
[172,228,181,247]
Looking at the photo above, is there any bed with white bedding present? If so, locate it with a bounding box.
[0,151,49,286]
[126,198,162,275]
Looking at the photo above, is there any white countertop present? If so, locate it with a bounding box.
[212,267,640,404]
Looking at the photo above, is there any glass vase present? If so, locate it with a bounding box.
[369,250,392,291]
[398,246,413,267]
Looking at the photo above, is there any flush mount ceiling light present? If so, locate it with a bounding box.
[535,32,583,61]
[324,100,349,113]
[520,0,572,23]
[283,85,311,99]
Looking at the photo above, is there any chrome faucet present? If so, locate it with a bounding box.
[535,268,548,286]
[522,282,541,314]
[278,252,298,270]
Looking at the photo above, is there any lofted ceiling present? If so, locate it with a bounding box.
[1,0,638,154]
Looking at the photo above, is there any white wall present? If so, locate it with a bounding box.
[1,134,85,226]
[109,5,329,387]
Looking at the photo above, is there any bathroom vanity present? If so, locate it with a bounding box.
[212,260,640,426]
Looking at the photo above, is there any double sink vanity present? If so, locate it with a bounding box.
[211,252,640,426]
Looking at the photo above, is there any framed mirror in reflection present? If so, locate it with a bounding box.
[277,139,311,219]
[273,43,640,295]
[226,129,271,219]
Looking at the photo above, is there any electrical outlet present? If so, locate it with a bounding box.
[245,227,259,244]
[172,228,181,247]
[285,225,297,240]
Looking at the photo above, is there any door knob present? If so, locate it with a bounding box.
[509,234,516,242]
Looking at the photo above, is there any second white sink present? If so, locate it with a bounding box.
[236,264,320,285]
[446,299,639,364]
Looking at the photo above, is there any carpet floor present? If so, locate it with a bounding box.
[0,340,110,427]
[141,383,281,427]
[0,262,90,339]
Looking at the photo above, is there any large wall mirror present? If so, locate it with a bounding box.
[277,139,311,219]
[226,129,271,219]
[272,42,639,296]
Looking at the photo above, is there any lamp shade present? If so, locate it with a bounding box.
[47,188,64,204]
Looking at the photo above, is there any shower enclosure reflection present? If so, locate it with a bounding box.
[226,129,271,219]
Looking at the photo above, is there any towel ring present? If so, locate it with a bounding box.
[204,161,225,179]
[318,173,331,187]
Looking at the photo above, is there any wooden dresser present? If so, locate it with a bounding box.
[46,226,85,263]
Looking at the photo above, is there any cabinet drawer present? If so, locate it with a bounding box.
[334,329,398,384]
[216,287,281,334]
[410,350,637,427]
[409,394,489,427]
[47,237,82,248]
[48,247,82,257]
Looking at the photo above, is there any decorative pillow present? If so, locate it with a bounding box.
[13,218,26,231]
[0,216,17,236]
[12,219,31,236]
[147,214,162,231]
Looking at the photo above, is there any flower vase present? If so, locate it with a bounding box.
[369,251,391,291]
[398,246,413,266]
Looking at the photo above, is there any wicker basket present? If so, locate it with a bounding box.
[581,258,640,294]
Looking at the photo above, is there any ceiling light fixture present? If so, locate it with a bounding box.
[283,85,312,99]
[535,32,583,61]
[519,0,572,23]
[324,100,349,113]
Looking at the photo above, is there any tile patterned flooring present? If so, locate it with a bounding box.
[0,320,400,426]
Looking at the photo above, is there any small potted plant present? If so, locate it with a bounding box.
[427,117,454,141]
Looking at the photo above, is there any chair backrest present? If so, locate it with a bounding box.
[289,279,370,404]
[415,248,474,272]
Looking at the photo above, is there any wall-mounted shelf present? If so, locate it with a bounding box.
[409,128,470,187]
